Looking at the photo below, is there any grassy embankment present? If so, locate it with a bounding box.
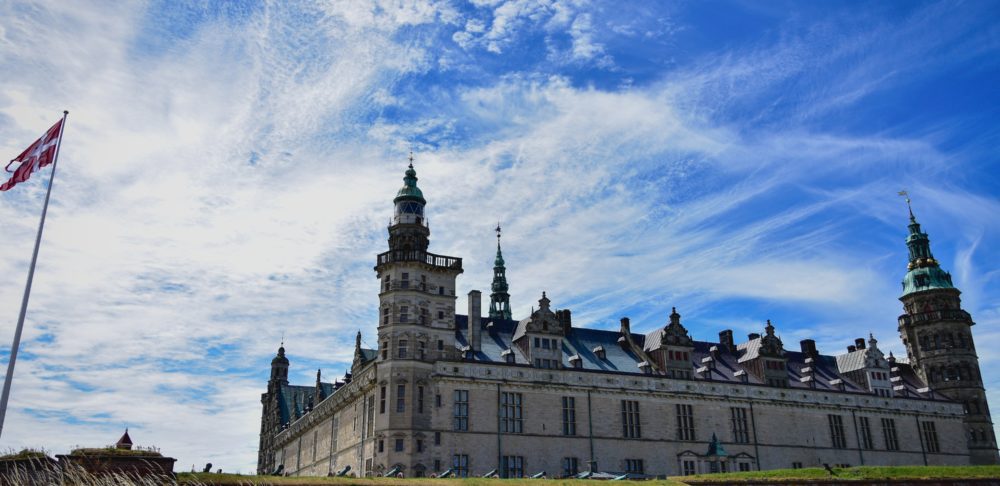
[179,465,1000,485]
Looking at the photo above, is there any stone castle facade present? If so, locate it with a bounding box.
[257,162,998,477]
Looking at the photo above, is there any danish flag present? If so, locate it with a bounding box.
[0,118,64,192]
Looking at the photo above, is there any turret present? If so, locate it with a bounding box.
[896,195,998,464]
[489,224,513,320]
[388,156,430,253]
[269,344,289,387]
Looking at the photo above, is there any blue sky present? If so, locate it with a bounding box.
[1,0,999,473]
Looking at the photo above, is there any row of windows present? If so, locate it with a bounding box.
[382,273,451,295]
[534,358,559,368]
[533,337,559,349]
[373,388,940,453]
[381,306,447,326]
[381,338,446,360]
[830,414,935,451]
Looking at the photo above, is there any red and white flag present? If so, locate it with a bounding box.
[0,118,65,192]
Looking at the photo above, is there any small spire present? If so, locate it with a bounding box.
[408,151,414,169]
[898,190,915,222]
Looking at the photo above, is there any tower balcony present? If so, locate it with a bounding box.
[898,309,973,327]
[375,250,463,272]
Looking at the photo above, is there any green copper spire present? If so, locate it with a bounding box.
[489,223,512,320]
[899,194,954,296]
[394,152,425,204]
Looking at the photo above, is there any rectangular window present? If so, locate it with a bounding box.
[453,390,469,431]
[383,276,390,292]
[676,404,696,441]
[434,431,441,445]
[738,463,751,472]
[438,311,444,319]
[436,393,442,407]
[621,400,641,438]
[396,384,406,413]
[828,414,847,449]
[859,416,874,450]
[562,457,579,477]
[542,339,550,349]
[416,439,424,452]
[434,459,441,472]
[400,306,409,323]
[502,455,524,478]
[922,421,940,453]
[366,394,374,437]
[730,407,749,444]
[418,386,424,413]
[378,439,384,453]
[682,460,696,475]
[401,272,409,289]
[379,386,386,414]
[792,462,803,469]
[562,396,577,436]
[395,438,404,452]
[500,392,523,434]
[382,308,388,326]
[398,340,408,358]
[881,417,899,451]
[625,459,644,474]
[453,454,469,478]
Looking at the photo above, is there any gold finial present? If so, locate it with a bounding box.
[898,189,914,221]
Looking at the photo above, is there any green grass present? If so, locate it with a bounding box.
[678,465,1000,482]
[177,474,686,485]
[0,448,50,460]
[68,446,164,457]
[178,466,1000,485]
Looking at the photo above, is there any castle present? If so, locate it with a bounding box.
[257,161,998,477]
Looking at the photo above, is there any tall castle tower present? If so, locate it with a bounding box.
[896,201,998,464]
[489,224,512,320]
[371,157,464,475]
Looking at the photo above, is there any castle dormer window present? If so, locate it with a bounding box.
[593,346,606,360]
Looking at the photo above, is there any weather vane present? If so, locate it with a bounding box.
[495,221,502,241]
[408,151,414,168]
[898,189,914,219]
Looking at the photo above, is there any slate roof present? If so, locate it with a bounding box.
[360,348,378,362]
[276,383,337,425]
[836,349,871,373]
[454,314,943,399]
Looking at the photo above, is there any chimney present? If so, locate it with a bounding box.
[620,317,631,335]
[719,330,735,353]
[557,309,573,333]
[799,339,817,357]
[855,338,866,350]
[748,332,761,341]
[847,345,857,353]
[468,290,482,352]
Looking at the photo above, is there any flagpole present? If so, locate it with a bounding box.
[0,110,68,439]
